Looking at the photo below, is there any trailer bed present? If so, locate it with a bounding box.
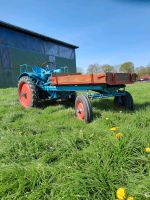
[50,73,137,86]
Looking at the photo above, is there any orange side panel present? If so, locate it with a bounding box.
[50,73,137,86]
[93,73,106,84]
[50,74,94,85]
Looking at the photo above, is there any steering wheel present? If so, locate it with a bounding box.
[41,61,53,67]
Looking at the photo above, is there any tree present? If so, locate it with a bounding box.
[87,64,101,73]
[135,66,145,78]
[119,62,134,73]
[135,65,150,79]
[146,65,150,74]
[101,64,114,73]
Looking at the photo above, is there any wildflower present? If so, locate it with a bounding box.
[106,117,109,120]
[144,191,150,198]
[116,187,126,200]
[127,196,134,200]
[120,111,122,113]
[110,127,118,131]
[144,147,150,153]
[115,133,123,139]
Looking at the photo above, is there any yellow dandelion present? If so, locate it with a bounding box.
[106,118,109,120]
[144,147,150,153]
[127,196,134,200]
[115,133,123,139]
[110,127,118,131]
[116,187,126,200]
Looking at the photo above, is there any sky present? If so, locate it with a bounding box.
[0,0,150,72]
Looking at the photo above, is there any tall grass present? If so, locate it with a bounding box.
[0,82,149,199]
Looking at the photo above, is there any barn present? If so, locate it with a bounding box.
[0,21,78,87]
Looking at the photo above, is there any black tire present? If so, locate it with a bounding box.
[75,94,93,123]
[18,76,39,108]
[114,91,134,111]
[68,92,76,103]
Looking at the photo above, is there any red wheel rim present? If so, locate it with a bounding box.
[76,100,85,121]
[18,82,31,108]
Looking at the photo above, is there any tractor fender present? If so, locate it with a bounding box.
[18,73,34,80]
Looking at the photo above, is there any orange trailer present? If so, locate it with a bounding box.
[50,73,136,86]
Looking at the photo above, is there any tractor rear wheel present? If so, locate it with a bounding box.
[114,91,134,111]
[18,76,39,108]
[75,94,93,123]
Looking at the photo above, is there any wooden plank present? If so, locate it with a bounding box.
[105,73,137,85]
[50,74,94,85]
[93,73,106,84]
[50,73,137,86]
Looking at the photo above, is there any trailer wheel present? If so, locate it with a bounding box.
[75,95,93,123]
[18,76,39,108]
[114,91,134,111]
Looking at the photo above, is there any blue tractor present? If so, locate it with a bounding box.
[18,63,136,123]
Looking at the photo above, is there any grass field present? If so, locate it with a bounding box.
[0,82,150,200]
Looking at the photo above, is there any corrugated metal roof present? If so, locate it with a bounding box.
[0,20,79,49]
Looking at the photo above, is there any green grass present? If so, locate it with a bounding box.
[0,82,150,200]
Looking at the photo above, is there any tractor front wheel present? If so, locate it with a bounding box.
[18,76,39,108]
[75,94,93,123]
[114,91,134,111]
